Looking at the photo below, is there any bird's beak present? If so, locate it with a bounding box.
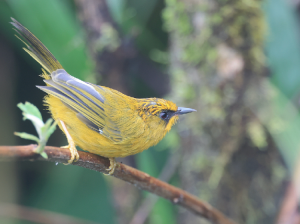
[176,107,197,115]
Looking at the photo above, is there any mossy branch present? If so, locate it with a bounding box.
[0,145,236,224]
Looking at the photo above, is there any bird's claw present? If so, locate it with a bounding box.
[60,120,79,165]
[104,158,116,175]
[62,144,79,165]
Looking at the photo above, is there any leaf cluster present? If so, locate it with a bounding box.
[15,102,57,159]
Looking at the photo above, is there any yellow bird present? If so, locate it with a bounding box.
[11,18,196,175]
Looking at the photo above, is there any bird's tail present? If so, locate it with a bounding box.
[11,18,63,78]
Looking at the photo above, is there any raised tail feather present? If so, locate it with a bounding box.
[11,18,63,75]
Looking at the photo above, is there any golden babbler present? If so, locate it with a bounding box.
[11,18,196,175]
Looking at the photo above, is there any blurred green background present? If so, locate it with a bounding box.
[1,0,300,223]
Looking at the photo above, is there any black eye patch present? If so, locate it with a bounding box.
[159,110,175,121]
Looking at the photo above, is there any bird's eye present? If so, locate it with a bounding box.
[160,112,168,120]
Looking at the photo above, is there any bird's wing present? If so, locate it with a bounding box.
[37,69,141,142]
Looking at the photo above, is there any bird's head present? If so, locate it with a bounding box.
[137,98,196,134]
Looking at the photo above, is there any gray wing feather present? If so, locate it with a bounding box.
[76,113,100,131]
[38,69,125,142]
[38,69,107,133]
[43,79,103,115]
[52,69,104,103]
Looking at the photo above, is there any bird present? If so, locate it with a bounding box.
[11,18,196,175]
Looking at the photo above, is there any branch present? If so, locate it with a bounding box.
[129,153,180,224]
[0,145,236,224]
[276,181,300,224]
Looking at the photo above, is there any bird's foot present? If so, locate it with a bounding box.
[60,120,79,164]
[61,144,79,164]
[104,158,116,176]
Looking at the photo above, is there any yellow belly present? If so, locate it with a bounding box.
[45,95,160,158]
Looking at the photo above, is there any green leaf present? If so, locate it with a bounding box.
[46,120,58,139]
[40,151,48,159]
[264,0,300,98]
[40,118,53,139]
[38,119,57,154]
[17,102,42,121]
[18,102,44,137]
[14,132,40,143]
[16,102,57,158]
[34,141,46,154]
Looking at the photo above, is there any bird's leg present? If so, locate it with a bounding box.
[59,120,79,164]
[104,158,117,175]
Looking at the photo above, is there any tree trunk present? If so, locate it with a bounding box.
[163,0,286,223]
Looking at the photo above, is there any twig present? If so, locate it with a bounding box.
[129,153,181,224]
[0,202,100,224]
[276,182,300,224]
[0,145,237,224]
